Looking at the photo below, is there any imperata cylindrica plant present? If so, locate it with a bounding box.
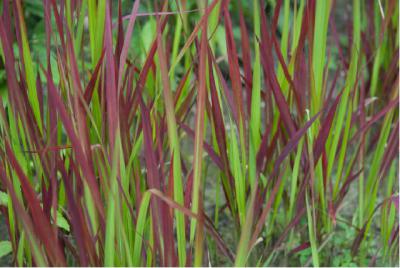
[0,0,398,266]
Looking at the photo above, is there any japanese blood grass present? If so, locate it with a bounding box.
[0,0,398,266]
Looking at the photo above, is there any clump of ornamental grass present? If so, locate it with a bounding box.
[0,0,398,266]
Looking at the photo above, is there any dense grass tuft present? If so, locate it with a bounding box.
[0,0,398,266]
